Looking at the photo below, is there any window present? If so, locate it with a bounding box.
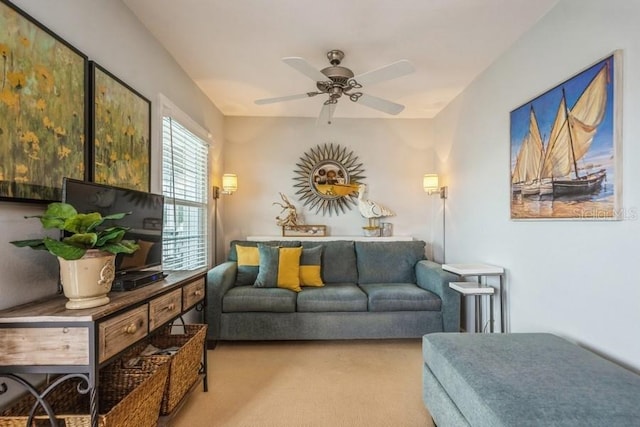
[162,115,209,270]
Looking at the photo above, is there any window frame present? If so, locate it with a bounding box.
[159,94,210,271]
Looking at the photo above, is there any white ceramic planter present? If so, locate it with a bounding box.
[58,250,116,309]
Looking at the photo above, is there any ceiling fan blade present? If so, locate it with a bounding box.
[352,60,415,86]
[255,92,319,105]
[317,101,336,125]
[356,93,405,115]
[282,57,328,82]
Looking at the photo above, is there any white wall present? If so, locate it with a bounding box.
[0,0,224,309]
[222,116,439,255]
[434,0,640,370]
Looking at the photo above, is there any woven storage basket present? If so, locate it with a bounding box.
[144,323,207,415]
[0,358,169,427]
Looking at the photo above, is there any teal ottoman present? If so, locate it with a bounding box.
[422,333,640,426]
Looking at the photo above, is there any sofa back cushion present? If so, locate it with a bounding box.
[302,241,357,284]
[355,241,426,284]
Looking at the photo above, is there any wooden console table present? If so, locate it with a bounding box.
[0,269,207,427]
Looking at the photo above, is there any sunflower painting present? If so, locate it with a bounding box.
[91,62,150,192]
[0,0,87,202]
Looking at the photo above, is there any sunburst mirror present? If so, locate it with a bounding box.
[293,143,366,216]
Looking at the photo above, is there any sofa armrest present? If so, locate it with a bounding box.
[206,261,237,342]
[415,260,460,332]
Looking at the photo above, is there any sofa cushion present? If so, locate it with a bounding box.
[303,240,357,284]
[423,333,640,426]
[359,283,441,312]
[355,241,426,284]
[230,240,301,285]
[223,286,296,312]
[297,284,367,312]
[299,245,324,287]
[254,244,302,292]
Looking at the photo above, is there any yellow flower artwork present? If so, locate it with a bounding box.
[92,63,150,192]
[0,1,86,202]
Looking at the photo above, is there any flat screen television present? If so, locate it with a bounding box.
[61,178,164,277]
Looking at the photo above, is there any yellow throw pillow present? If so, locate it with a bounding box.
[237,245,260,265]
[299,245,324,287]
[236,245,260,285]
[277,247,303,291]
[254,244,303,292]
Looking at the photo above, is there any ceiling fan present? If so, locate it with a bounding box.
[255,49,415,124]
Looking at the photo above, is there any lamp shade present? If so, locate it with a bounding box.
[222,173,238,194]
[423,174,439,194]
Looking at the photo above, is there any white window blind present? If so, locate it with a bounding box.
[162,116,209,270]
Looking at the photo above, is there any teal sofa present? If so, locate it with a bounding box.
[422,333,640,426]
[205,240,460,345]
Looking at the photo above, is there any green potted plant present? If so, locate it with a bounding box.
[10,202,139,309]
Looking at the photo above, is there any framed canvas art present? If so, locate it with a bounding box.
[90,61,151,192]
[510,51,622,220]
[0,0,88,203]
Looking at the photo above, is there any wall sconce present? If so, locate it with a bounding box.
[423,174,447,199]
[423,174,439,195]
[221,173,238,195]
[212,173,238,265]
[423,173,448,263]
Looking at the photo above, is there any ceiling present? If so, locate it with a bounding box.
[122,0,558,119]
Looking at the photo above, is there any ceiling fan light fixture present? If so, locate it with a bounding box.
[320,66,354,84]
[255,49,414,119]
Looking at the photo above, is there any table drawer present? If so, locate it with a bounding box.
[99,305,148,363]
[183,277,205,310]
[0,327,89,365]
[149,289,182,331]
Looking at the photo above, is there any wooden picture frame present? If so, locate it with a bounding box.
[0,0,88,203]
[282,225,327,237]
[90,61,151,192]
[510,51,622,220]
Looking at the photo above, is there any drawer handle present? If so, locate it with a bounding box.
[124,323,137,334]
[194,290,202,297]
[166,303,176,311]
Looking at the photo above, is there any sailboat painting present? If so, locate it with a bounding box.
[510,51,622,220]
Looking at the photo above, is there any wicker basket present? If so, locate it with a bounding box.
[0,358,169,427]
[144,323,207,415]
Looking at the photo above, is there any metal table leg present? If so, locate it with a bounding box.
[499,273,505,333]
[474,295,481,333]
[489,292,494,333]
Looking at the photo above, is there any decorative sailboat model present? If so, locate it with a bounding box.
[513,62,609,198]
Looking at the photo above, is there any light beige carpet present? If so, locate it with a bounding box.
[171,339,434,427]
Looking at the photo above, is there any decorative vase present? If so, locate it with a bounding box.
[362,226,381,237]
[58,250,116,309]
[380,222,393,237]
